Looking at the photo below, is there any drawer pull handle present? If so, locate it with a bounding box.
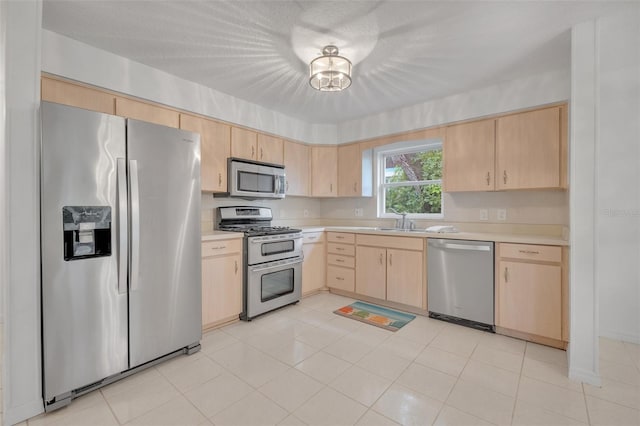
[234,260,238,274]
[336,277,344,281]
[336,259,344,263]
[389,253,393,266]
[353,182,357,192]
[503,170,507,184]
[330,183,333,193]
[336,247,344,251]
[504,267,509,283]
[486,172,490,185]
[260,147,264,159]
[210,245,226,250]
[251,146,255,158]
[379,253,383,265]
[336,235,344,239]
[218,173,222,187]
[518,249,540,255]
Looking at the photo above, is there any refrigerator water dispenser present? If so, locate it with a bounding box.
[62,206,112,260]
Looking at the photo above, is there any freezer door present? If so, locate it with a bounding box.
[127,119,202,367]
[41,102,128,401]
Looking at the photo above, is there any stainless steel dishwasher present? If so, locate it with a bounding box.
[427,239,495,331]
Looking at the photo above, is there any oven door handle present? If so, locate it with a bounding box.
[250,257,303,272]
[250,235,303,244]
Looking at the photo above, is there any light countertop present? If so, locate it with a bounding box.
[201,230,244,241]
[300,226,568,246]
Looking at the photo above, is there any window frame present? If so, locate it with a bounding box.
[375,139,444,219]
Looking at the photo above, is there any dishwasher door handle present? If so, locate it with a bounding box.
[432,242,491,252]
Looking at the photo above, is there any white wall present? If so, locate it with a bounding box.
[42,30,337,145]
[337,69,570,143]
[569,6,640,386]
[594,10,640,343]
[2,1,44,424]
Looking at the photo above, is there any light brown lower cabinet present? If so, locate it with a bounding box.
[302,232,326,295]
[495,243,567,347]
[326,232,355,292]
[354,235,425,309]
[201,238,243,329]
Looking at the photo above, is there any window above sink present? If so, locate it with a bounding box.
[376,139,444,220]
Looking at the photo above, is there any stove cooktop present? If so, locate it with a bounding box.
[218,225,302,237]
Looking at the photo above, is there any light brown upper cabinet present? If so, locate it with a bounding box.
[338,143,362,197]
[231,128,284,165]
[231,127,258,161]
[496,106,565,190]
[180,114,230,193]
[311,146,338,197]
[115,97,179,128]
[443,104,567,192]
[257,133,284,165]
[41,76,115,115]
[283,140,310,196]
[444,119,496,191]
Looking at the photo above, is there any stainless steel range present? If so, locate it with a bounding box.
[216,206,303,320]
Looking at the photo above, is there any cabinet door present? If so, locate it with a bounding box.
[444,119,495,192]
[283,140,310,196]
[497,261,561,340]
[355,246,387,300]
[41,77,115,115]
[496,107,560,190]
[231,127,257,160]
[302,242,326,294]
[201,254,242,327]
[180,114,230,192]
[257,134,284,165]
[338,143,361,197]
[115,97,179,128]
[386,249,424,308]
[311,146,338,197]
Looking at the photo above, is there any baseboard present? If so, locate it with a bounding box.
[5,398,44,426]
[599,328,640,345]
[568,366,601,386]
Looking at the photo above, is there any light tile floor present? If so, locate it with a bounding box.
[20,292,640,426]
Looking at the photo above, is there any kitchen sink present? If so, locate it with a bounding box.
[375,227,425,232]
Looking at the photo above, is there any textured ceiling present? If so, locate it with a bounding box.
[42,1,629,124]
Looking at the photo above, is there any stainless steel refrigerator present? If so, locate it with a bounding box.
[40,101,202,411]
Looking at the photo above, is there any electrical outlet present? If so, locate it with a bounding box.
[303,209,309,218]
[497,208,507,221]
[355,208,364,217]
[479,209,489,221]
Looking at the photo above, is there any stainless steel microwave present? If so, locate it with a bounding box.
[228,158,286,199]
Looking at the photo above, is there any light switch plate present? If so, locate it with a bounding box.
[497,208,507,221]
[479,209,489,221]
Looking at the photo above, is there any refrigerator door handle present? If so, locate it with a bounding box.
[129,159,141,291]
[117,158,128,295]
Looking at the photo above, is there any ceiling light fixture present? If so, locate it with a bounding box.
[309,45,352,92]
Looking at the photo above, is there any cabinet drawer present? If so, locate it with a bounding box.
[327,232,355,244]
[303,232,325,244]
[328,254,355,268]
[327,242,355,256]
[500,243,561,263]
[202,239,242,257]
[356,234,423,251]
[327,265,355,292]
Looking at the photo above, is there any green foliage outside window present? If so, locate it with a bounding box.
[384,148,442,214]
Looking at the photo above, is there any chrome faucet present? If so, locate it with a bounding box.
[388,207,408,229]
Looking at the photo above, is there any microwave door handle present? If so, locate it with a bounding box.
[275,176,281,194]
